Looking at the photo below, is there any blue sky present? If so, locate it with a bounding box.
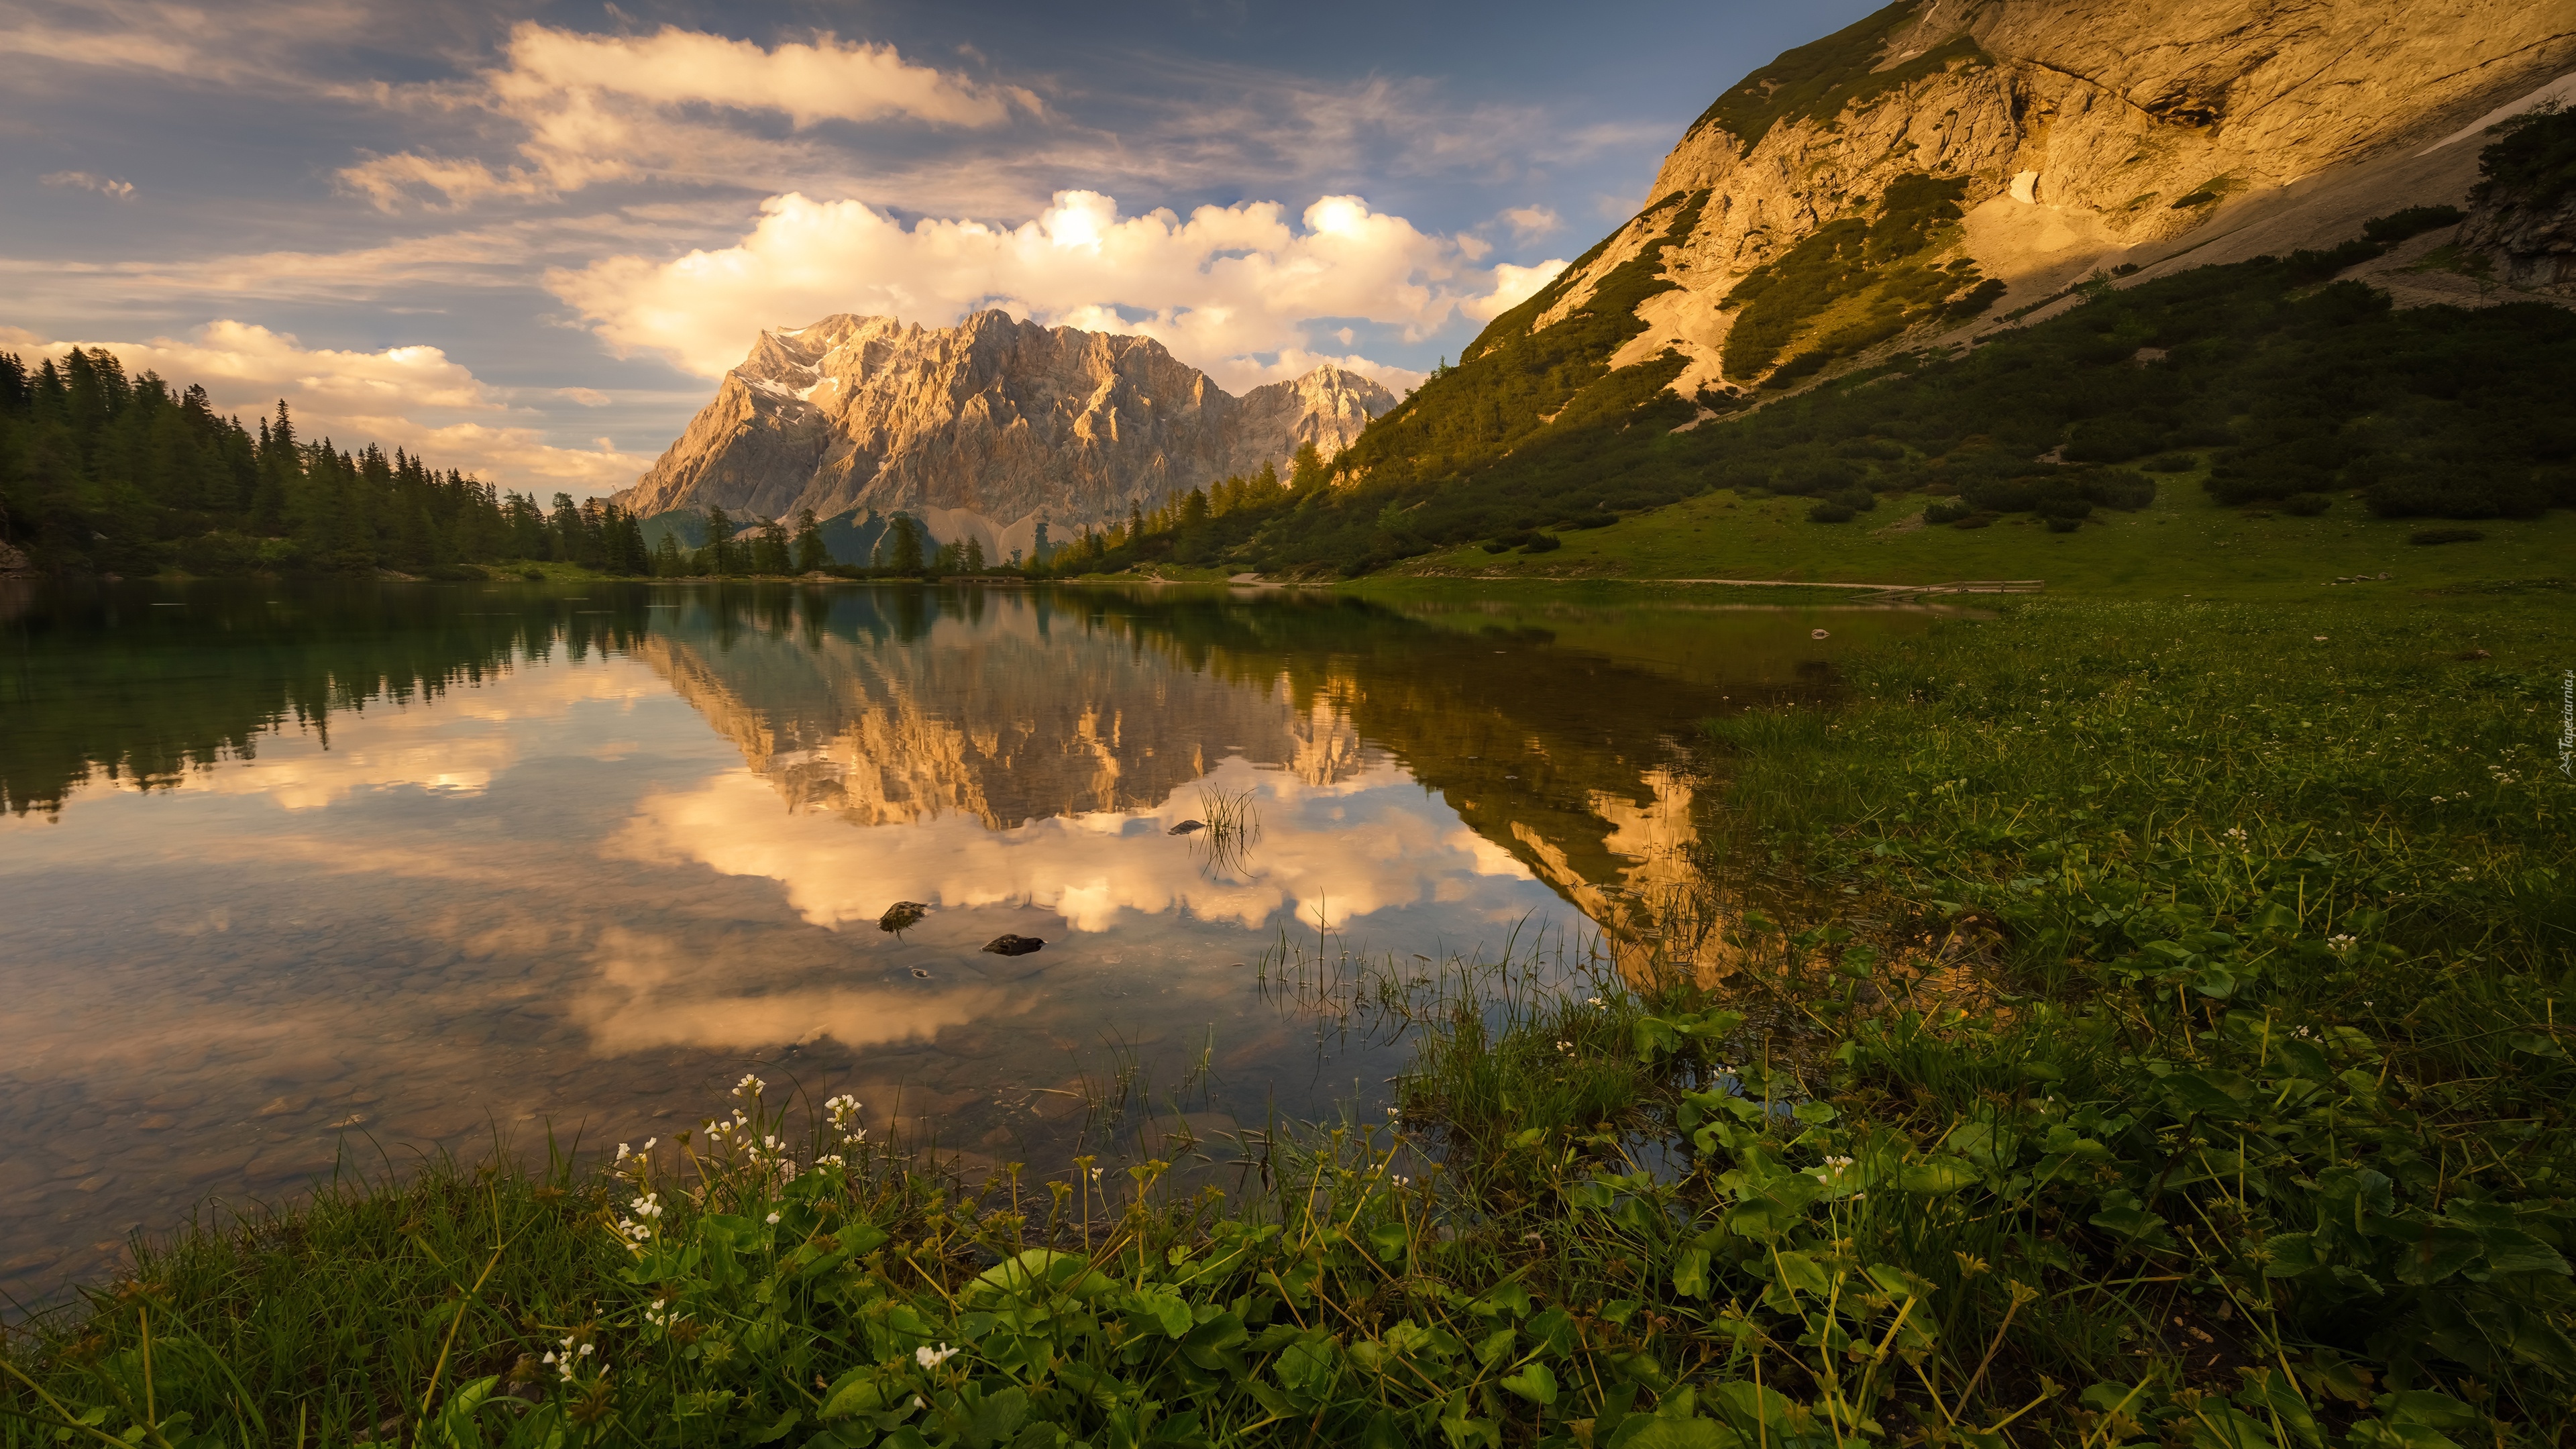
[0,1,1876,494]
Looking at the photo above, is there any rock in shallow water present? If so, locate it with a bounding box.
[983,934,1045,957]
[1167,820,1205,836]
[878,901,930,932]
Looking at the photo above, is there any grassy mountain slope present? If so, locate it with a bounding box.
[1070,233,2573,580]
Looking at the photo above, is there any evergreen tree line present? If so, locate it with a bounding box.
[1019,443,1325,576]
[0,347,661,576]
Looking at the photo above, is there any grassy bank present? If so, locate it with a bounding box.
[5,590,2571,1448]
[1390,474,2576,596]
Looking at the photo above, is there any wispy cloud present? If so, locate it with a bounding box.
[342,21,1035,210]
[42,171,134,199]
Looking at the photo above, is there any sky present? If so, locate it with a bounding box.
[0,0,1876,498]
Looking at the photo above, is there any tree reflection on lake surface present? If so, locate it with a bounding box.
[0,580,1935,1302]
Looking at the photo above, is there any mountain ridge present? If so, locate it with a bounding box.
[614,311,1395,560]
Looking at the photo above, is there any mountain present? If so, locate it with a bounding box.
[1326,0,2571,490]
[1534,0,2571,399]
[614,311,1395,560]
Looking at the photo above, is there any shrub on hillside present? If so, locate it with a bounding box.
[1924,498,1976,525]
[2078,470,2159,511]
[2281,492,2334,516]
[2410,527,2485,545]
[2363,205,2467,245]
[2046,515,2082,533]
[2064,416,2165,462]
[1807,500,1858,523]
[1520,532,1562,553]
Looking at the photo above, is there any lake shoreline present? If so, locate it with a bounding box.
[9,588,2567,1446]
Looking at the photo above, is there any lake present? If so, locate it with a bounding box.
[0,580,1935,1304]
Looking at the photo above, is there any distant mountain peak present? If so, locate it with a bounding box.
[617,315,1393,552]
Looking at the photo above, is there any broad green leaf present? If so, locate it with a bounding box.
[1898,1157,1977,1194]
[1771,1250,1831,1297]
[2377,1391,2478,1432]
[2392,1222,2485,1287]
[2159,1069,2254,1116]
[1672,1246,1711,1299]
[2259,1232,2318,1277]
[1615,1417,1737,1448]
[1500,1362,1558,1406]
[821,1368,890,1420]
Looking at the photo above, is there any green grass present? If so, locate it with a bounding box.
[1392,472,2576,596]
[9,591,2572,1448]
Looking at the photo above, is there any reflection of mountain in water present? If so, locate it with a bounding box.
[637,587,1933,983]
[633,590,1365,830]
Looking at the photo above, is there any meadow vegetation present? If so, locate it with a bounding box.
[7,588,2569,1448]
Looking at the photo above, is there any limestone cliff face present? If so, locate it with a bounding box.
[1539,0,2575,393]
[616,312,1395,539]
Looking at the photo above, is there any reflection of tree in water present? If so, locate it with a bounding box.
[0,582,655,818]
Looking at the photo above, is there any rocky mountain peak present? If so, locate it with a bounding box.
[614,315,1396,557]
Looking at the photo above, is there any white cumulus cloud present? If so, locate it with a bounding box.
[550,189,1552,395]
[0,321,650,492]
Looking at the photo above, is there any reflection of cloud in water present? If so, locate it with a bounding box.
[132,659,651,810]
[615,755,1534,935]
[572,926,1013,1053]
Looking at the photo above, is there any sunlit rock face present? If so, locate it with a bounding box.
[1536,0,2575,394]
[615,311,1396,535]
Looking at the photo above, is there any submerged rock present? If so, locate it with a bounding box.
[878,901,930,932]
[983,934,1045,957]
[1168,820,1205,835]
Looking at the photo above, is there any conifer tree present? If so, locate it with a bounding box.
[792,508,828,572]
[883,515,924,574]
[754,516,791,574]
[702,506,735,575]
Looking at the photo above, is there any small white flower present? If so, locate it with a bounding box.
[642,1136,656,1151]
[765,1212,782,1225]
[616,1142,631,1161]
[736,1073,766,1097]
[1586,997,1603,1008]
[580,1344,594,1356]
[916,1343,961,1369]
